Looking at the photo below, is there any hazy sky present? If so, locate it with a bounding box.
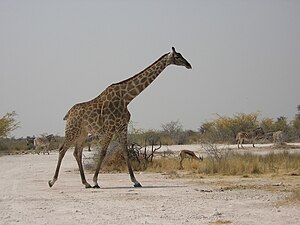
[1,0,299,138]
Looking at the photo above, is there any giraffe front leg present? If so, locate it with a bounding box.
[118,131,142,188]
[92,149,106,188]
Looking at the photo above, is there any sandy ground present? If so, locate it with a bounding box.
[0,146,300,225]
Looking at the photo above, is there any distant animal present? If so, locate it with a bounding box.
[85,134,94,151]
[34,134,56,155]
[273,130,283,143]
[264,132,274,141]
[236,127,264,149]
[26,136,35,150]
[179,150,203,170]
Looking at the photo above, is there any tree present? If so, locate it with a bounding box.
[161,120,184,144]
[0,111,20,138]
[161,120,183,134]
[261,118,275,132]
[274,116,288,131]
[199,112,260,144]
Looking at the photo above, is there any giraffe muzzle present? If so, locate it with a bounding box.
[185,62,192,69]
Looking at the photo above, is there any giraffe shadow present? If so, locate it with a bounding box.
[95,185,187,190]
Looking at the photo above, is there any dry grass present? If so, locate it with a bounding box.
[146,151,300,177]
[86,150,300,178]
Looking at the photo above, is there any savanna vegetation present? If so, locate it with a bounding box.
[1,106,300,178]
[1,105,300,151]
[90,106,300,182]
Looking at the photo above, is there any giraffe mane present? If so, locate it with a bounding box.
[111,53,169,86]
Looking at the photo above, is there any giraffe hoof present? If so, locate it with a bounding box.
[85,184,92,188]
[93,184,100,189]
[48,180,53,188]
[134,183,142,188]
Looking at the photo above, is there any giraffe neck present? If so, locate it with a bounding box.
[112,53,170,105]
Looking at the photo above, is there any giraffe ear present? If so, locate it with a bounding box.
[172,47,176,53]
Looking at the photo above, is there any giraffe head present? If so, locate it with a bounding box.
[167,47,192,69]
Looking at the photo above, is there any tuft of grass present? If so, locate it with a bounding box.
[146,158,180,173]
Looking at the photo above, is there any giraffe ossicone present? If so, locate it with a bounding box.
[48,47,192,188]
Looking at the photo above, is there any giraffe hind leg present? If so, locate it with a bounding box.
[237,140,241,149]
[92,135,113,188]
[48,142,71,187]
[73,141,92,188]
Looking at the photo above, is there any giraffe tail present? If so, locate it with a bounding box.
[58,142,65,152]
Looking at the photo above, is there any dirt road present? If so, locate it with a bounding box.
[0,150,299,225]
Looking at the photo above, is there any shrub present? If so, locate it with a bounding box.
[0,112,19,138]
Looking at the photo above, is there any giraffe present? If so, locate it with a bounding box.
[48,47,192,188]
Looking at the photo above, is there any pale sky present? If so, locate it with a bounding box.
[1,0,299,138]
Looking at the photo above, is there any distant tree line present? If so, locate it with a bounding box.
[129,105,300,145]
[1,105,300,152]
[199,112,300,144]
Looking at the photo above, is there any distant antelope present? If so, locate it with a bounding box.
[273,130,283,143]
[34,134,56,155]
[236,127,264,149]
[179,150,203,170]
